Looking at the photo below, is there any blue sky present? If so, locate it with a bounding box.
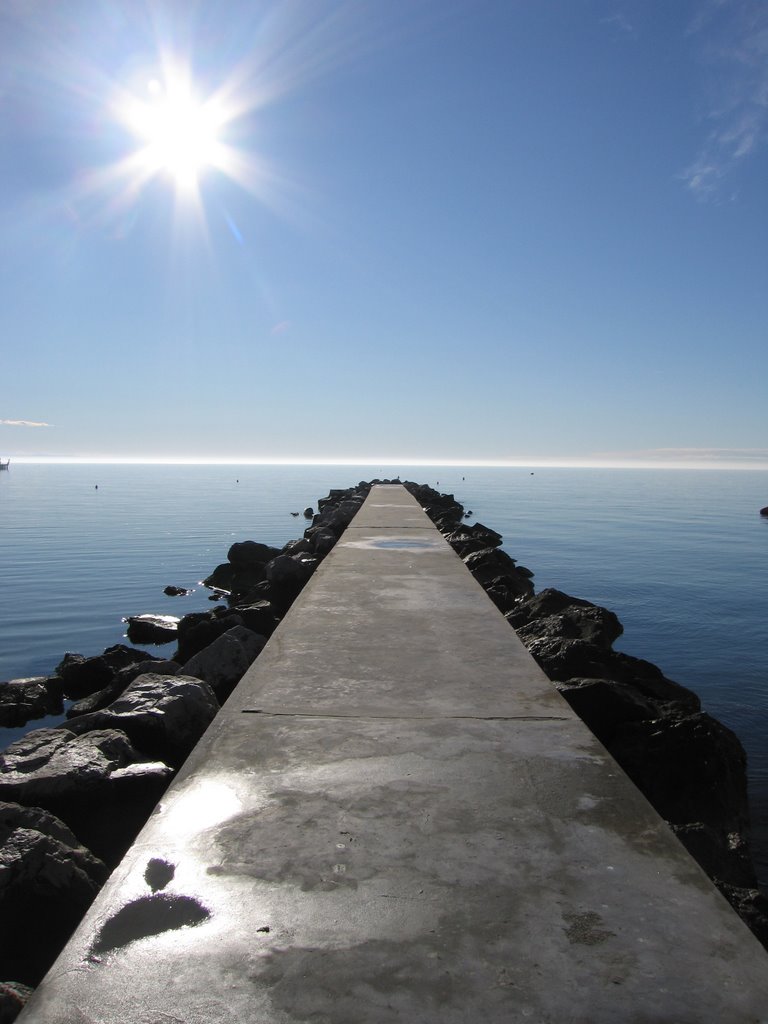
[1,0,766,467]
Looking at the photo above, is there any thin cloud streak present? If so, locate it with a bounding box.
[0,419,50,427]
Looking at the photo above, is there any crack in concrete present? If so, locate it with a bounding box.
[241,710,570,722]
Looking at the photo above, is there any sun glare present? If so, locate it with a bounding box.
[120,74,225,192]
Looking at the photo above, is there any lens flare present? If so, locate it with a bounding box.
[116,69,227,194]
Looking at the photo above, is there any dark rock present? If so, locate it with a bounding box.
[303,506,314,518]
[227,540,281,568]
[317,488,353,511]
[54,653,112,699]
[308,527,337,556]
[0,728,162,808]
[525,638,700,711]
[180,626,267,702]
[760,507,768,517]
[0,678,62,728]
[463,548,535,599]
[282,538,311,556]
[463,547,519,581]
[265,553,317,590]
[62,674,219,767]
[507,588,621,635]
[484,575,536,612]
[231,601,280,637]
[0,981,34,1022]
[443,533,492,557]
[163,585,190,597]
[65,661,180,719]
[55,645,159,701]
[0,802,107,986]
[424,504,465,532]
[229,566,268,599]
[515,606,623,650]
[0,727,172,865]
[466,522,503,547]
[672,822,756,888]
[609,711,750,832]
[714,883,768,947]
[202,562,234,591]
[175,610,250,663]
[124,615,180,645]
[555,677,657,743]
[309,505,359,537]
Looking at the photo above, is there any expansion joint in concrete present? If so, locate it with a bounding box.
[241,710,571,722]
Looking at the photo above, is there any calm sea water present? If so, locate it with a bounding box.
[1,463,767,881]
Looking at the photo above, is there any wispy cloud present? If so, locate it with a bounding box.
[683,0,768,198]
[0,418,50,427]
[600,12,637,39]
[270,320,292,336]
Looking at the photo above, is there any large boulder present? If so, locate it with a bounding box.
[62,674,219,767]
[265,553,318,589]
[0,728,173,865]
[65,661,180,719]
[515,606,623,650]
[175,609,252,662]
[525,637,700,711]
[204,541,284,597]
[464,522,503,547]
[0,678,62,728]
[443,532,491,557]
[124,615,180,645]
[181,626,267,702]
[202,562,234,591]
[507,590,623,647]
[307,527,337,556]
[0,802,107,986]
[227,540,282,568]
[609,711,750,835]
[463,547,524,584]
[282,538,312,556]
[55,645,157,700]
[231,601,280,637]
[555,677,657,743]
[0,728,166,809]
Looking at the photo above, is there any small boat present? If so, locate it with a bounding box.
[0,459,9,471]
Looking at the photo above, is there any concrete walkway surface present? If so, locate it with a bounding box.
[18,485,768,1023]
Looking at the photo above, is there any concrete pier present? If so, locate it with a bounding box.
[19,485,768,1022]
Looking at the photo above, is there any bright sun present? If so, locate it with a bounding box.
[120,74,225,192]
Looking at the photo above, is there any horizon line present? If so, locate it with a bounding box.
[5,455,768,471]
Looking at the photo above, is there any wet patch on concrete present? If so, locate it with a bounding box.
[344,537,442,551]
[91,893,210,955]
[144,857,175,893]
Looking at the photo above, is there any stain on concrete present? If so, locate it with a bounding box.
[563,911,614,946]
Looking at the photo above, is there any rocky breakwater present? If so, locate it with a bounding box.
[0,483,375,1020]
[403,480,768,949]
[2,478,765,1018]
